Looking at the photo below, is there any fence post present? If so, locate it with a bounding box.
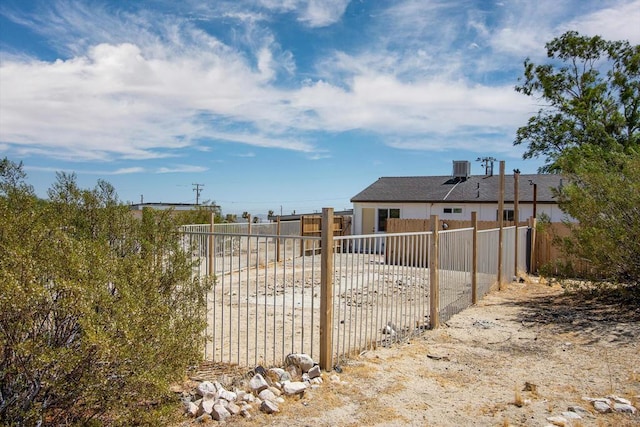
[300,215,305,257]
[276,215,281,263]
[208,212,215,277]
[471,211,478,305]
[529,216,537,274]
[319,208,334,370]
[429,215,440,329]
[514,171,519,277]
[497,160,505,290]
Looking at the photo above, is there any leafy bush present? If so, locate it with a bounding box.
[0,159,211,425]
[554,148,640,288]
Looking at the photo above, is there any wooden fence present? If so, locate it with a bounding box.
[534,222,593,276]
[387,218,528,233]
[299,214,350,255]
[387,218,594,277]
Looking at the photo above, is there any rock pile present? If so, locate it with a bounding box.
[543,395,637,426]
[180,353,326,423]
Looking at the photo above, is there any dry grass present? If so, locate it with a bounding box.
[513,387,524,408]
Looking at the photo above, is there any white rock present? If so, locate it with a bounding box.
[308,365,321,379]
[260,399,279,414]
[186,402,198,417]
[259,388,277,402]
[567,405,591,417]
[284,381,307,395]
[593,400,612,413]
[211,403,231,421]
[249,374,269,393]
[269,367,287,381]
[196,381,218,397]
[613,403,637,414]
[286,353,315,373]
[199,395,216,415]
[561,411,581,419]
[608,395,632,405]
[546,415,567,426]
[218,388,237,402]
[226,401,241,416]
[268,386,282,397]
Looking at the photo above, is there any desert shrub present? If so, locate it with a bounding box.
[0,159,211,425]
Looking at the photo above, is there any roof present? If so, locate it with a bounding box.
[350,174,563,204]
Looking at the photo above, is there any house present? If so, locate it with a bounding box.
[350,161,566,235]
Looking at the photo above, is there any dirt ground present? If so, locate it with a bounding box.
[186,278,640,427]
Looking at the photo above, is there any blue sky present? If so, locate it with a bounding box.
[1,0,639,216]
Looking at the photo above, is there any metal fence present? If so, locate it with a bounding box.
[180,220,528,369]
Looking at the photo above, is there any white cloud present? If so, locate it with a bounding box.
[1,0,635,167]
[156,165,208,173]
[562,0,640,43]
[299,0,350,27]
[257,0,350,27]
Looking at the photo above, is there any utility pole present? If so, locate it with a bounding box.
[192,183,204,205]
[476,156,497,176]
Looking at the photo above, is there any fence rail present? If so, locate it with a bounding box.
[180,212,530,369]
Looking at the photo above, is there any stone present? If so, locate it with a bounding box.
[308,365,321,379]
[218,388,237,402]
[546,415,567,426]
[226,401,241,416]
[196,381,217,397]
[269,367,287,382]
[592,400,612,413]
[249,374,269,394]
[285,353,315,373]
[613,403,637,414]
[283,381,307,396]
[211,403,231,421]
[286,364,301,379]
[260,399,279,414]
[259,388,277,402]
[186,401,199,417]
[608,395,632,405]
[561,411,581,419]
[198,393,216,416]
[268,386,282,396]
[567,406,591,417]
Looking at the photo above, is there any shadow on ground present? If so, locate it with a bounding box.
[507,285,640,345]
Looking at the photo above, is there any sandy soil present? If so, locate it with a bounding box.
[186,278,640,427]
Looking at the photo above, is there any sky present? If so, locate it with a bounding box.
[1,0,639,217]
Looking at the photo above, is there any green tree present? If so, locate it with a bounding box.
[514,32,640,287]
[554,147,640,286]
[0,159,211,425]
[515,31,639,172]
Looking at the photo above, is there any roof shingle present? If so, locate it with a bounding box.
[350,174,563,204]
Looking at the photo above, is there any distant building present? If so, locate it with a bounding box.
[350,161,567,235]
